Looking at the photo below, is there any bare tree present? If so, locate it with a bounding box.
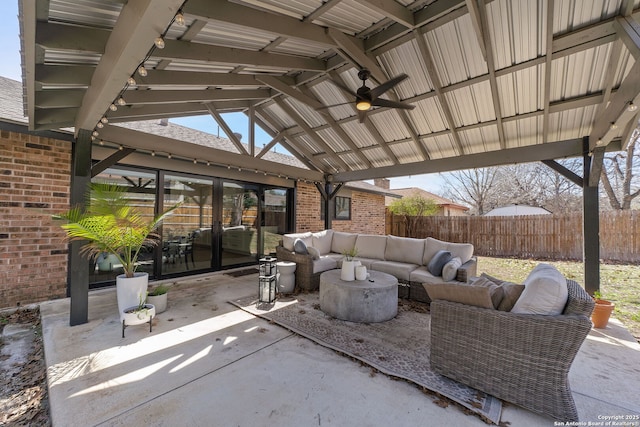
[600,127,640,210]
[441,168,500,215]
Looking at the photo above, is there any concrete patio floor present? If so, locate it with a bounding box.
[40,270,640,426]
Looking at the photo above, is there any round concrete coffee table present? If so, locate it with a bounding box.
[319,269,398,323]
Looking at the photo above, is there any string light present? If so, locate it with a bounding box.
[92,130,99,137]
[109,103,117,111]
[206,161,210,166]
[154,37,165,49]
[628,101,638,112]
[193,158,197,164]
[137,65,147,77]
[116,96,126,106]
[151,151,155,156]
[127,76,136,86]
[91,136,95,141]
[175,12,185,26]
[100,116,108,124]
[609,122,617,130]
[119,145,124,151]
[98,139,104,146]
[96,122,104,128]
[167,153,172,159]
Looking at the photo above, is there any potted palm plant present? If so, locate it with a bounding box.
[54,183,180,321]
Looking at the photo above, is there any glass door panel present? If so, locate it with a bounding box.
[221,182,258,267]
[262,188,288,256]
[162,175,213,275]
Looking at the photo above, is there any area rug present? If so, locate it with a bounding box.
[229,294,502,424]
[223,267,259,277]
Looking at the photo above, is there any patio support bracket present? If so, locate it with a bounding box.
[316,177,343,230]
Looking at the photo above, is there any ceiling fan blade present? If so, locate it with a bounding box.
[358,109,367,123]
[329,79,357,98]
[372,98,415,110]
[370,74,408,99]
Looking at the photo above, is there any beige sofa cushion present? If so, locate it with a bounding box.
[423,237,474,265]
[282,232,312,251]
[425,278,504,309]
[384,235,425,265]
[312,229,334,255]
[331,231,358,255]
[511,263,568,315]
[370,260,418,282]
[355,234,387,260]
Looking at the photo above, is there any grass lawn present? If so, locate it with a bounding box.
[476,256,640,342]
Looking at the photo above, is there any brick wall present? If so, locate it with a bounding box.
[0,129,70,308]
[294,182,385,235]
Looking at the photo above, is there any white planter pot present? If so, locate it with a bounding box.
[116,272,149,321]
[355,265,367,281]
[146,293,167,314]
[341,260,356,281]
[122,304,156,326]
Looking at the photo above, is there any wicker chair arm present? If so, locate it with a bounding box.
[455,257,477,283]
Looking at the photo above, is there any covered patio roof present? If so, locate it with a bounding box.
[18,0,640,184]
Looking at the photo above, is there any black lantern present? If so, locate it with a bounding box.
[258,256,277,304]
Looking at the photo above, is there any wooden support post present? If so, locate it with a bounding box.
[69,129,92,326]
[582,137,600,295]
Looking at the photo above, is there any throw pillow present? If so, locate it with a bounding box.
[425,277,504,309]
[511,263,568,315]
[307,246,320,260]
[427,250,452,276]
[442,257,462,281]
[480,272,506,286]
[496,282,525,311]
[293,238,309,255]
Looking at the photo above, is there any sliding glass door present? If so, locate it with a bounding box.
[221,182,259,267]
[161,174,214,275]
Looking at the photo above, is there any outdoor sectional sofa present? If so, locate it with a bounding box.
[275,230,476,301]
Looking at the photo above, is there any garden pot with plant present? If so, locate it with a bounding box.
[340,247,358,281]
[54,184,180,322]
[591,291,615,329]
[146,284,169,314]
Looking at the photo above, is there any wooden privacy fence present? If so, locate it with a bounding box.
[386,210,640,263]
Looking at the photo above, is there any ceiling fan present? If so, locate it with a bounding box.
[320,69,415,123]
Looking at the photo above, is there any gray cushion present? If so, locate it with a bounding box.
[423,237,474,265]
[293,238,308,255]
[425,277,504,309]
[331,231,358,255]
[442,256,462,281]
[427,250,452,276]
[370,260,419,282]
[312,257,338,274]
[511,263,568,315]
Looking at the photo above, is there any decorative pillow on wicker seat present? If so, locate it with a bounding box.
[511,263,568,315]
[480,273,525,312]
[442,257,462,281]
[427,250,452,276]
[425,277,504,309]
[293,238,309,255]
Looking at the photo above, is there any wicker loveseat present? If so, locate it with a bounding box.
[430,279,594,421]
[275,230,477,301]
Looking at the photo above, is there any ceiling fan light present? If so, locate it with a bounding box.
[356,100,371,111]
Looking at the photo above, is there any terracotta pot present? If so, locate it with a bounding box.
[591,299,615,329]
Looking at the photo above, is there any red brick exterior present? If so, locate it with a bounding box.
[295,182,385,235]
[0,130,70,308]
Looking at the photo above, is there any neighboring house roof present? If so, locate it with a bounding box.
[484,205,552,216]
[0,76,392,197]
[0,77,27,125]
[387,187,469,211]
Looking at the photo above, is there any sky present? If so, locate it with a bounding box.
[0,1,445,194]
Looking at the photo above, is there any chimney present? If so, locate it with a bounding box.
[159,118,169,126]
[374,178,390,190]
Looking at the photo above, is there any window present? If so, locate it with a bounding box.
[335,196,351,220]
[321,196,351,220]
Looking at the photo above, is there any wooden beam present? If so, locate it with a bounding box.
[206,104,249,155]
[35,21,109,53]
[123,89,271,105]
[465,0,487,61]
[136,71,284,87]
[256,76,325,110]
[541,159,583,187]
[91,147,135,177]
[157,39,326,71]
[74,0,183,133]
[353,0,414,28]
[327,28,387,83]
[615,16,640,60]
